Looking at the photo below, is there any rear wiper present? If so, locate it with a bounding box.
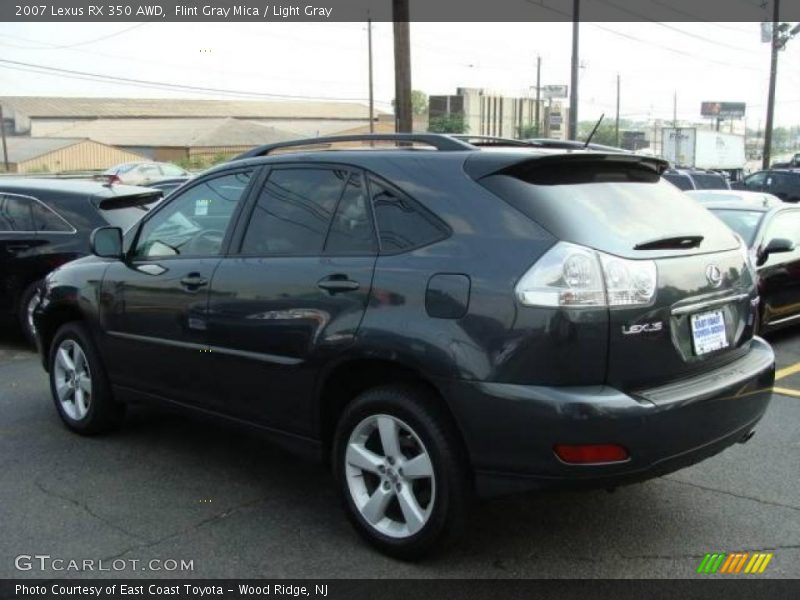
[634,235,704,250]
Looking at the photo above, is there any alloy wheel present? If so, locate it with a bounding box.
[53,339,92,421]
[345,414,435,539]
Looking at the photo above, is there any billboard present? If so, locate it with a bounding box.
[541,85,568,99]
[701,102,746,119]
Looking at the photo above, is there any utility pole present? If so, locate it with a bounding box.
[763,0,780,169]
[0,104,8,172]
[568,0,579,140]
[367,17,374,133]
[535,55,541,137]
[392,0,412,133]
[615,73,620,147]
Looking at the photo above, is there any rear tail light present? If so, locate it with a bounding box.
[554,444,629,464]
[515,241,657,308]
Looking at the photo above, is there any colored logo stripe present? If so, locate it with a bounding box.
[698,552,773,574]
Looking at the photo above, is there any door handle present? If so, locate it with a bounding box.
[6,243,31,252]
[318,274,360,294]
[180,273,208,290]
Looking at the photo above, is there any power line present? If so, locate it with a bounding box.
[592,0,755,52]
[0,58,394,105]
[647,0,755,32]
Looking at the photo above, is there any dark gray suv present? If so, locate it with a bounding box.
[34,134,775,558]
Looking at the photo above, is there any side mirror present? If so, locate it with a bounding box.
[757,237,795,266]
[90,226,123,259]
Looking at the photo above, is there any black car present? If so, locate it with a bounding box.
[34,134,774,558]
[662,168,731,191]
[0,179,161,343]
[733,169,800,203]
[691,190,800,332]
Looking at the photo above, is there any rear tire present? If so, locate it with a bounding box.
[333,384,470,559]
[17,281,41,347]
[48,322,125,435]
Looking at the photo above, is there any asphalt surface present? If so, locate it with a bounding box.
[0,327,798,579]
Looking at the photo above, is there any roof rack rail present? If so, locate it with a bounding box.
[235,133,476,160]
[450,135,535,147]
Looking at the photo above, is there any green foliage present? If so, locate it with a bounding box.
[519,124,540,139]
[392,90,429,116]
[577,122,619,146]
[428,114,468,134]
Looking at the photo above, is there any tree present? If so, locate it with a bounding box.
[392,90,429,117]
[428,114,468,134]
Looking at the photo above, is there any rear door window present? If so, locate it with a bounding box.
[691,173,728,190]
[324,173,377,255]
[240,167,348,256]
[368,178,448,253]
[30,200,74,232]
[0,194,35,232]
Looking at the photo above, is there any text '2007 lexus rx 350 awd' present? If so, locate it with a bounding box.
[33,134,775,559]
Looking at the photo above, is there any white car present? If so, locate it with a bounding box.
[102,162,190,186]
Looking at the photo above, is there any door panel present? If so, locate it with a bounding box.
[0,194,41,313]
[204,168,377,434]
[99,169,256,406]
[759,210,800,327]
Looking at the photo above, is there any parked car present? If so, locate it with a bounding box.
[771,152,800,169]
[101,162,190,186]
[34,134,774,558]
[687,189,781,206]
[662,168,731,191]
[692,190,800,332]
[0,179,162,343]
[732,169,800,203]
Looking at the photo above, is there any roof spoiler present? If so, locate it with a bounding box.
[465,151,670,180]
[97,190,163,210]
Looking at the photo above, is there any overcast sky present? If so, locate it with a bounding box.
[0,20,798,127]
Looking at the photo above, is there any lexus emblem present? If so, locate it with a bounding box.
[706,264,723,288]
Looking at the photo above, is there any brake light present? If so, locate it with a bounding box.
[554,444,629,464]
[515,241,657,308]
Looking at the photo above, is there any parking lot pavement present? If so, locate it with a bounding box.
[0,331,798,580]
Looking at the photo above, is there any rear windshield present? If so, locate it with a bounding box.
[709,209,764,246]
[691,173,728,190]
[479,161,740,258]
[104,164,137,175]
[663,173,693,190]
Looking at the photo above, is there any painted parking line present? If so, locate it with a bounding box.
[775,361,800,381]
[773,386,800,398]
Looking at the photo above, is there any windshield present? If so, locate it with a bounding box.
[708,209,764,246]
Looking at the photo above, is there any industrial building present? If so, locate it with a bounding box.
[0,137,145,174]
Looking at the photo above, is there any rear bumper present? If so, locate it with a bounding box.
[442,337,775,497]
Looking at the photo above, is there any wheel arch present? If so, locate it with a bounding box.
[316,356,473,476]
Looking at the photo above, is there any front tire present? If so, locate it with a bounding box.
[48,322,125,435]
[333,385,470,559]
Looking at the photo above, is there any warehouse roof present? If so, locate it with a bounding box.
[1,137,87,163]
[43,118,302,148]
[0,96,379,120]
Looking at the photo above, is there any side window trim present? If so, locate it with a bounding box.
[365,174,451,256]
[129,166,260,261]
[0,192,76,234]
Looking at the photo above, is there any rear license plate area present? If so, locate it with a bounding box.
[690,309,728,356]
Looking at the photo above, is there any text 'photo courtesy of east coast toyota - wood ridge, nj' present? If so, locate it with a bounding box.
[0,0,800,598]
